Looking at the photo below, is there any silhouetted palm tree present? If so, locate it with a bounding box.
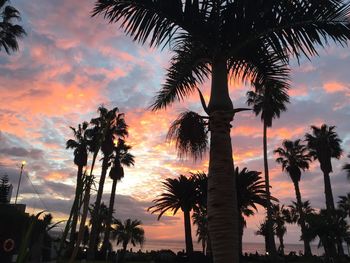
[192,208,208,254]
[343,155,350,180]
[338,193,350,218]
[89,202,110,247]
[88,107,128,259]
[102,139,135,252]
[0,0,26,54]
[66,122,89,245]
[246,82,289,257]
[149,175,197,254]
[271,203,288,255]
[305,124,343,211]
[305,209,348,261]
[286,200,315,225]
[255,219,273,253]
[235,167,272,255]
[111,219,144,263]
[274,139,312,256]
[93,1,350,261]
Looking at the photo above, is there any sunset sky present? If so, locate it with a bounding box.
[0,0,349,247]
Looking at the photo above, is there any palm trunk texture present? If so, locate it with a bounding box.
[263,122,278,260]
[88,157,109,259]
[183,209,194,254]
[293,181,312,256]
[102,179,117,252]
[207,57,239,263]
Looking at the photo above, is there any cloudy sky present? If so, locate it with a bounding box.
[0,0,349,247]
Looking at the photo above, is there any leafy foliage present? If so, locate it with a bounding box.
[0,174,10,204]
[274,139,311,183]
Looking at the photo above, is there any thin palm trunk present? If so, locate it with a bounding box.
[238,215,243,256]
[69,152,98,263]
[292,181,312,256]
[184,209,194,254]
[263,122,278,259]
[88,157,109,259]
[207,58,239,263]
[278,235,284,255]
[102,178,117,252]
[323,171,335,211]
[322,171,344,256]
[69,165,84,244]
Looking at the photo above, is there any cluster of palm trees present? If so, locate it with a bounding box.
[92,1,350,262]
[61,106,144,262]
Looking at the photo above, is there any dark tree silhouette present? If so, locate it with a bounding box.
[92,1,350,261]
[271,203,288,255]
[111,219,144,263]
[338,193,350,218]
[305,124,343,211]
[102,139,135,252]
[66,122,89,245]
[0,174,10,204]
[0,0,26,54]
[274,139,312,256]
[88,107,128,259]
[246,82,289,257]
[343,155,350,180]
[149,175,197,254]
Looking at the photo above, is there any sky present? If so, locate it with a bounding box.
[0,0,350,247]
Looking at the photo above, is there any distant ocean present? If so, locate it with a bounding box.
[121,240,349,257]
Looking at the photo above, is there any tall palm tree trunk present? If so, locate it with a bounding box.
[323,171,335,211]
[278,234,284,255]
[88,157,109,259]
[69,165,84,244]
[69,152,98,263]
[322,171,344,256]
[102,179,117,253]
[292,181,312,256]
[207,57,239,263]
[263,122,278,259]
[184,209,194,254]
[238,215,243,256]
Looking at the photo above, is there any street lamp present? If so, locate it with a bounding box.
[14,161,26,204]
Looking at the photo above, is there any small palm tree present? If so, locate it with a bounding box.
[246,83,289,257]
[102,139,135,252]
[111,219,145,263]
[305,124,343,211]
[274,139,312,256]
[338,193,350,218]
[0,174,10,204]
[192,208,208,254]
[255,219,274,253]
[148,175,197,254]
[271,203,288,255]
[92,1,350,262]
[66,122,89,244]
[286,200,315,225]
[88,107,128,259]
[0,0,26,54]
[235,167,273,255]
[343,155,350,180]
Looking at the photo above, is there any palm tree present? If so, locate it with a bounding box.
[235,167,272,256]
[92,1,350,261]
[88,107,128,259]
[66,122,89,245]
[102,139,135,252]
[148,175,197,254]
[0,0,26,54]
[271,203,288,255]
[246,82,289,257]
[89,203,110,246]
[192,208,208,254]
[343,155,350,180]
[111,219,144,263]
[305,124,343,211]
[286,200,315,225]
[255,219,273,253]
[274,139,312,256]
[338,193,350,218]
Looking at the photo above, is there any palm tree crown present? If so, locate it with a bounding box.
[66,122,89,167]
[112,219,145,248]
[247,82,289,127]
[109,139,135,181]
[343,155,350,180]
[274,139,311,183]
[338,193,350,218]
[305,124,343,174]
[149,175,197,218]
[0,0,26,54]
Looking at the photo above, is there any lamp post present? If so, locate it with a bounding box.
[14,160,26,204]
